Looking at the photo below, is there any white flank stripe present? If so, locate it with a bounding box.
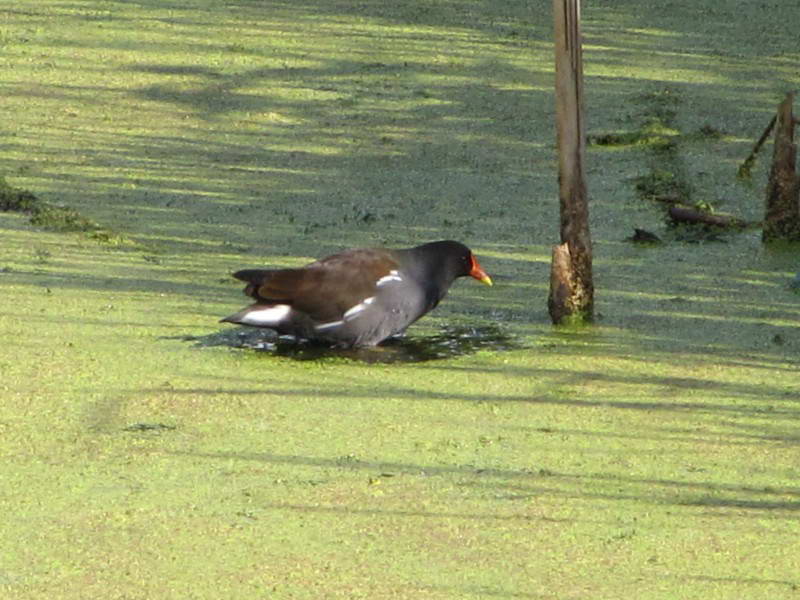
[376,270,402,287]
[240,304,292,326]
[314,320,344,331]
[343,296,375,320]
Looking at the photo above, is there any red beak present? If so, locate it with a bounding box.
[469,254,493,286]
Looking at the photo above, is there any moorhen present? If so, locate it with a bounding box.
[221,240,492,347]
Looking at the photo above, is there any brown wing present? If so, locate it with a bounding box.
[233,249,400,323]
[233,268,309,301]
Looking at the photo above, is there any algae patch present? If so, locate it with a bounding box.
[0,176,38,212]
[0,176,127,243]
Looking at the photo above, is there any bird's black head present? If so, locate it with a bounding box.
[414,240,492,286]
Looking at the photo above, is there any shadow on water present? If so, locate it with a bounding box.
[174,324,524,364]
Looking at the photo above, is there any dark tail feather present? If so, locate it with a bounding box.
[232,269,274,284]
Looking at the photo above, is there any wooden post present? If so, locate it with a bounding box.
[763,92,800,242]
[549,0,593,324]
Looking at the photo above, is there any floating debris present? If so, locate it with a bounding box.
[122,423,177,433]
[627,228,662,244]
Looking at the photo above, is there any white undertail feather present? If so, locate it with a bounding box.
[239,304,292,326]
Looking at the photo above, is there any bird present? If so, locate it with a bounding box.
[221,240,492,348]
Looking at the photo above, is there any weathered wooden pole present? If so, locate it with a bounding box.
[549,0,593,324]
[763,92,800,242]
